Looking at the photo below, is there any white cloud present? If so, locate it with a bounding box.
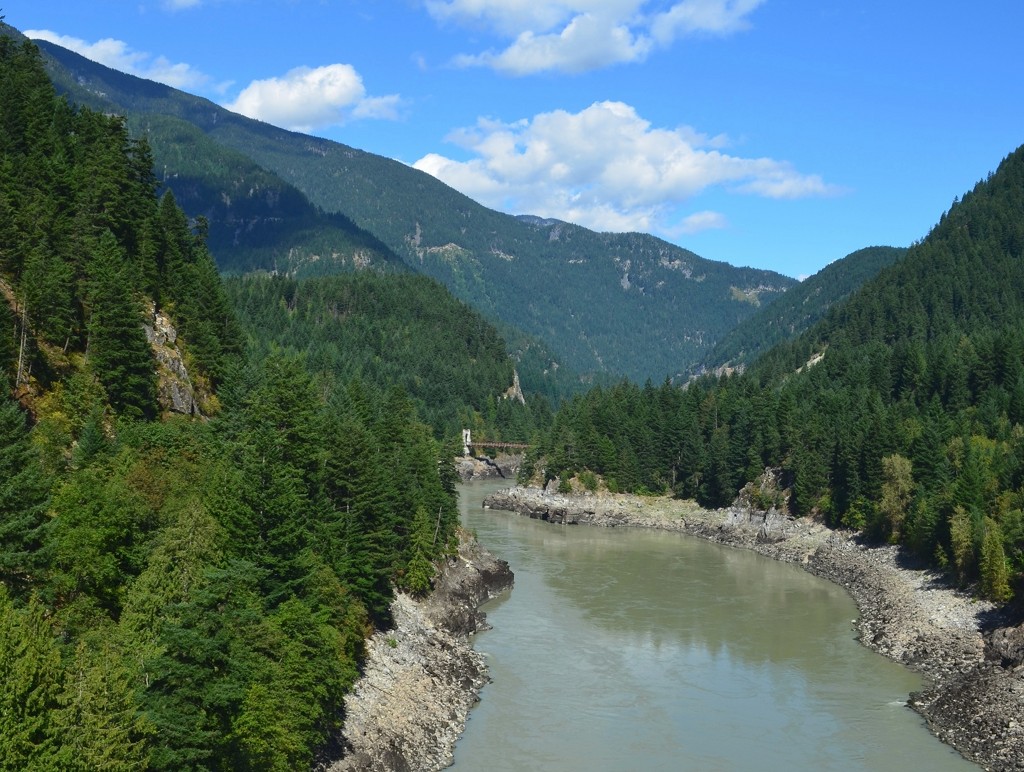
[225,65,402,132]
[424,0,766,74]
[352,95,404,121]
[679,210,728,234]
[453,12,653,75]
[650,0,765,43]
[26,30,211,90]
[413,101,839,236]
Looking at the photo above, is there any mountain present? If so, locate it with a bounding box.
[0,31,491,768]
[135,113,404,277]
[533,143,1024,601]
[695,245,906,376]
[35,37,797,383]
[225,271,551,439]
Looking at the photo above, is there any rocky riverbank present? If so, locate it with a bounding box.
[484,486,1024,771]
[325,531,513,772]
[455,453,523,482]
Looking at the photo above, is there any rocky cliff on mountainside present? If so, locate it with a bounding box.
[143,302,205,417]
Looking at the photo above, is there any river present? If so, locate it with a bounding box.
[451,480,977,771]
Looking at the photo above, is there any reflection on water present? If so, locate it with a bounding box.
[452,481,977,772]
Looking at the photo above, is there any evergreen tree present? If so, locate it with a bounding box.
[980,517,1012,602]
[86,230,157,420]
[0,590,65,769]
[0,397,50,596]
[53,639,153,771]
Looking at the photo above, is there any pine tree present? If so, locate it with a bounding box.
[53,639,153,771]
[980,518,1012,602]
[0,590,65,769]
[20,242,75,344]
[86,230,157,420]
[0,397,50,596]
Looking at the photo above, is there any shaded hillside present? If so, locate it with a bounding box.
[36,38,796,382]
[34,39,401,277]
[533,144,1024,602]
[137,113,403,276]
[696,246,906,376]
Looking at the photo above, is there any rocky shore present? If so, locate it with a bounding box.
[484,486,1024,771]
[326,531,513,772]
[455,453,523,482]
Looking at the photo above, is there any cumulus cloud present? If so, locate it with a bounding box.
[424,0,766,74]
[225,65,402,132]
[26,30,211,90]
[413,101,839,236]
[453,12,653,75]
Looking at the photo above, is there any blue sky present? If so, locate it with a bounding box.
[10,0,1024,279]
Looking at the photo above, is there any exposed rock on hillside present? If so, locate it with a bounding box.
[456,453,523,482]
[143,302,202,416]
[327,532,513,772]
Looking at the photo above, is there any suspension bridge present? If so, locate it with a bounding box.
[462,429,531,456]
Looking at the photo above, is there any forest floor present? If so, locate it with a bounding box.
[483,486,1024,771]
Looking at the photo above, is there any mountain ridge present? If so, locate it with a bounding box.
[695,245,907,377]
[35,36,798,382]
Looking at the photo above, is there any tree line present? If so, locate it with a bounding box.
[0,34,466,769]
[528,146,1024,603]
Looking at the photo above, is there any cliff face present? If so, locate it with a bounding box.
[327,532,513,772]
[143,302,206,417]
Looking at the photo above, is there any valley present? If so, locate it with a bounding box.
[1,15,1023,772]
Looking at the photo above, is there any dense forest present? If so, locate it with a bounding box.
[695,245,907,376]
[134,113,403,278]
[0,34,468,769]
[36,36,797,383]
[529,146,1024,603]
[225,272,553,440]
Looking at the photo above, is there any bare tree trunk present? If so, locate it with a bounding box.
[15,301,27,387]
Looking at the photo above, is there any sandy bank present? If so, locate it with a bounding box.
[483,486,1024,771]
[325,532,513,772]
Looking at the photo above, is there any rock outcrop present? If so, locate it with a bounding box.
[455,454,522,482]
[326,532,513,772]
[143,302,200,416]
[484,486,1024,771]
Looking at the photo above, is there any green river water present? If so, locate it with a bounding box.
[450,480,977,772]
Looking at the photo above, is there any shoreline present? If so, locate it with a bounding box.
[483,485,1024,771]
[325,530,513,772]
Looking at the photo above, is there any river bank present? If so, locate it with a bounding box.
[325,530,513,772]
[484,486,1024,771]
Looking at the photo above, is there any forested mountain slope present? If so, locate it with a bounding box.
[226,272,552,440]
[9,26,401,278]
[134,113,404,277]
[696,245,906,376]
[0,32,478,769]
[35,37,797,382]
[533,145,1024,602]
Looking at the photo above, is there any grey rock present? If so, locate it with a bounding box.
[325,533,512,772]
